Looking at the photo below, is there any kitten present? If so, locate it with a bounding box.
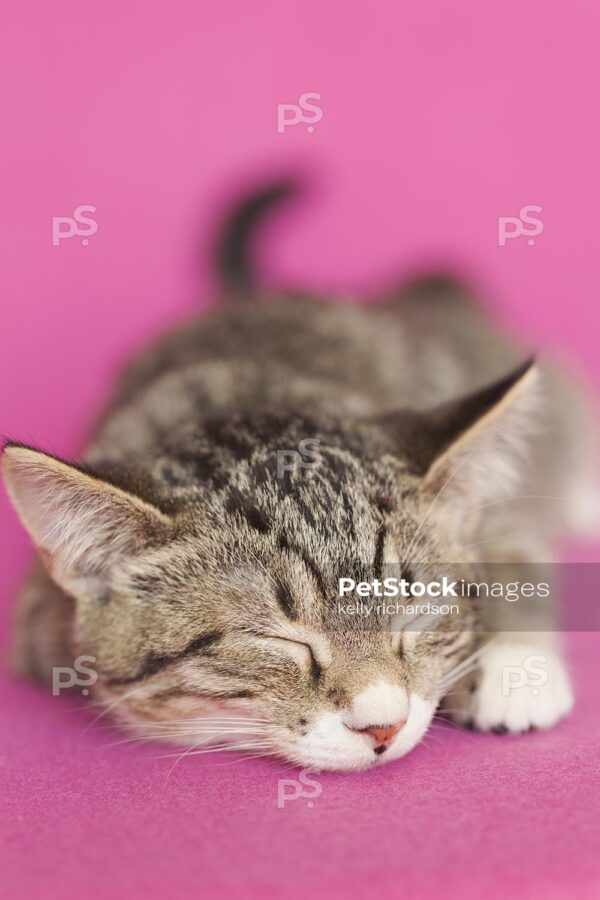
[3,182,598,771]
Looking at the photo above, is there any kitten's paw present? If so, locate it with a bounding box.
[442,641,574,733]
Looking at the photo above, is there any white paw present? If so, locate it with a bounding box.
[443,640,574,733]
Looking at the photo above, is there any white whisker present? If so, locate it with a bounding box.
[439,646,485,690]
[449,494,564,522]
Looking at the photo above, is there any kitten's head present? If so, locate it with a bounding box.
[2,363,538,770]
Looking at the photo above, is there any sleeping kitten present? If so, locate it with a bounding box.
[3,182,598,770]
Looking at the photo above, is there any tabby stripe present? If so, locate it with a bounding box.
[278,532,328,601]
[373,524,386,582]
[275,579,298,620]
[154,687,257,700]
[107,630,223,685]
[299,550,328,600]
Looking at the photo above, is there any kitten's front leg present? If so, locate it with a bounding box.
[442,632,573,733]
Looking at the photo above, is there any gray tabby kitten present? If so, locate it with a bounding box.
[3,183,598,770]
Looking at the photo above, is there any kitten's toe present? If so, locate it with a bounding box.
[441,640,574,734]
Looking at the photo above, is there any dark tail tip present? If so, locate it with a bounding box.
[215,179,298,296]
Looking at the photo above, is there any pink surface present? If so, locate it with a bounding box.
[1,2,600,898]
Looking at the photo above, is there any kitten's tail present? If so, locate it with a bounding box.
[215,179,297,296]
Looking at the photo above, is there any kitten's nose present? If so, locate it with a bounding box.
[351,721,405,752]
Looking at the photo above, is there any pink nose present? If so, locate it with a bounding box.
[353,721,405,749]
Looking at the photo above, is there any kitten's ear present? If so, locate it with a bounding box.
[377,360,540,509]
[1,445,172,596]
[421,360,540,504]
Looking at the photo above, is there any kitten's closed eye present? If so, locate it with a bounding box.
[254,634,323,680]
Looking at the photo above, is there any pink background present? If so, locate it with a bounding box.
[1,2,599,898]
